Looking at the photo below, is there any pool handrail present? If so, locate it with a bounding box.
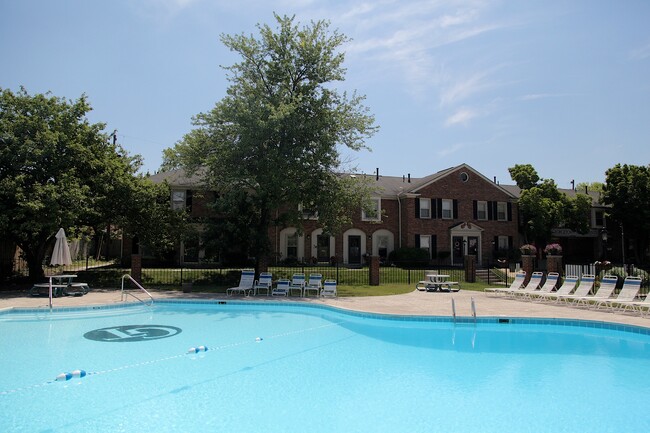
[121,274,154,306]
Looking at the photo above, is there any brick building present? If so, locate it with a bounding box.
[149,163,523,267]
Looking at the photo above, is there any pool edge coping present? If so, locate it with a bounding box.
[2,298,650,336]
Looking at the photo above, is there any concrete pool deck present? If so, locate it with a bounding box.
[1,288,649,328]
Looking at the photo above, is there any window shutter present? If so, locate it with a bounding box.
[453,200,458,219]
[186,190,193,213]
[473,201,477,219]
[436,198,443,219]
[494,236,499,252]
[415,198,420,219]
[487,201,494,220]
[431,235,437,257]
[415,234,421,248]
[507,202,513,221]
[431,199,437,219]
[508,236,513,249]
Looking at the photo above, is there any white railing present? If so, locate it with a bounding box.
[121,274,154,306]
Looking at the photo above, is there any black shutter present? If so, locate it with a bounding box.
[508,236,513,249]
[431,235,437,258]
[186,190,193,213]
[431,199,437,219]
[507,202,513,221]
[494,236,499,252]
[436,198,443,219]
[453,200,458,219]
[487,201,493,220]
[415,198,420,219]
[415,234,421,248]
[473,201,477,220]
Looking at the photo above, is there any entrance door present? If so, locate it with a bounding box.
[452,236,464,263]
[316,235,330,262]
[348,235,362,265]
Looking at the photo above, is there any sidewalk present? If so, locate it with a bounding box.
[1,289,648,329]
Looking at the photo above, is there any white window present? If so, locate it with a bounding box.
[441,199,453,219]
[172,190,186,211]
[362,198,381,221]
[497,236,509,250]
[286,233,298,259]
[419,198,430,218]
[299,203,318,220]
[419,235,431,258]
[497,202,507,221]
[477,201,488,220]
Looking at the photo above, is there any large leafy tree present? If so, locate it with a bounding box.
[163,14,377,270]
[0,87,183,280]
[602,164,650,264]
[510,164,592,248]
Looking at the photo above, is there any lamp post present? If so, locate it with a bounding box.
[600,229,608,260]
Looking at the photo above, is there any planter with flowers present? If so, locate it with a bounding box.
[520,244,537,256]
[544,243,563,274]
[544,243,563,256]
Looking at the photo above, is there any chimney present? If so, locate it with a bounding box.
[407,173,411,183]
[493,176,497,183]
[376,167,379,181]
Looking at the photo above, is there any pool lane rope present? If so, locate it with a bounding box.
[0,321,343,396]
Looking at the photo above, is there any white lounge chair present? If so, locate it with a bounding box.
[485,271,526,296]
[535,276,578,302]
[597,276,643,311]
[572,275,618,307]
[253,272,273,296]
[555,275,596,304]
[226,270,255,296]
[303,273,322,297]
[320,279,337,297]
[288,273,306,296]
[517,272,559,300]
[272,279,290,297]
[502,272,543,298]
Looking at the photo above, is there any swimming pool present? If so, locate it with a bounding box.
[1,300,649,433]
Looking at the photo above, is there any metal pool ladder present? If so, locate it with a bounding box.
[121,274,154,306]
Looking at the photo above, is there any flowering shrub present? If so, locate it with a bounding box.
[544,243,562,255]
[520,244,537,255]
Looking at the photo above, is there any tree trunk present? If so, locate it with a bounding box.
[24,246,46,282]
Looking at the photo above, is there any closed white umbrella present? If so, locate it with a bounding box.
[50,228,72,266]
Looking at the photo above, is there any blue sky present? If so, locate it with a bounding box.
[2,0,649,187]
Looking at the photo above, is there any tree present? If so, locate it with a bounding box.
[510,166,592,248]
[163,14,377,270]
[602,164,650,264]
[0,87,183,280]
[508,164,540,190]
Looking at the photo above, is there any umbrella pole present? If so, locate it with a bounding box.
[48,276,53,309]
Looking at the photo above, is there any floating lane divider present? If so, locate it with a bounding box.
[3,321,344,396]
[55,369,87,382]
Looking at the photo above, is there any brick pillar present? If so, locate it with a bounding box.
[131,254,142,284]
[546,255,563,275]
[521,255,535,285]
[464,255,476,283]
[369,256,380,286]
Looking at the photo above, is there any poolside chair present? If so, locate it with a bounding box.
[571,275,618,307]
[303,273,322,297]
[596,276,642,312]
[501,272,542,298]
[555,275,596,304]
[321,279,337,297]
[252,272,273,296]
[535,276,578,303]
[226,270,255,296]
[288,273,306,296]
[272,279,290,297]
[484,271,526,296]
[517,272,558,301]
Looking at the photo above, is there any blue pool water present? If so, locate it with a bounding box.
[1,301,649,433]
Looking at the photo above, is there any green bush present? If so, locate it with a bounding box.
[388,247,429,267]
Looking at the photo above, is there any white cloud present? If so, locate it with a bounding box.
[629,42,650,60]
[445,107,477,126]
[437,142,464,157]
